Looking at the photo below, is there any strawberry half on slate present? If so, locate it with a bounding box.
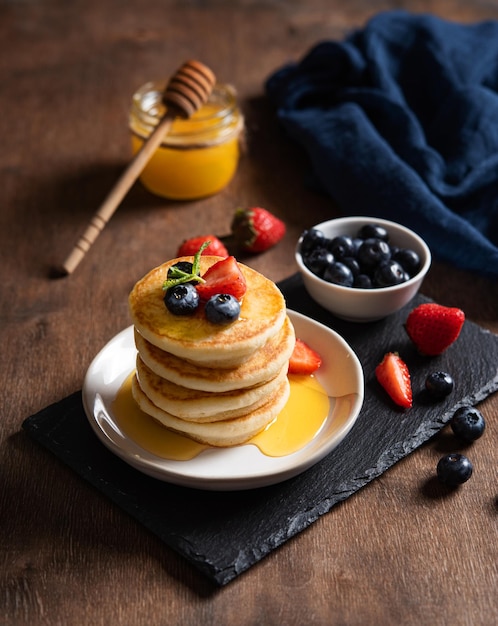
[405,303,465,356]
[375,352,413,409]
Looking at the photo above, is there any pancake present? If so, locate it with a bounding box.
[136,356,288,421]
[128,256,287,368]
[134,315,295,392]
[131,373,290,447]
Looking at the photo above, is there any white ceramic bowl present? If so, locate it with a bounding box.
[295,216,431,323]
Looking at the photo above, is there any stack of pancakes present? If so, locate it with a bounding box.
[128,256,295,447]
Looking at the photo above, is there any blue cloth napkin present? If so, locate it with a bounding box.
[266,11,498,277]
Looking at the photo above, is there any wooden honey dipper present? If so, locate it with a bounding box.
[60,60,216,275]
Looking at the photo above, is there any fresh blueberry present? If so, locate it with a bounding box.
[373,260,407,287]
[205,294,241,324]
[436,453,473,486]
[303,248,335,277]
[166,261,199,285]
[354,273,373,288]
[341,256,361,277]
[357,238,391,270]
[392,248,421,277]
[425,371,454,399]
[300,228,326,254]
[167,261,194,279]
[450,406,486,442]
[352,237,364,254]
[323,262,354,287]
[327,235,355,260]
[357,223,389,242]
[164,283,199,315]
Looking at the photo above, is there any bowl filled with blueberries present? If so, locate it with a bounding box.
[295,216,431,322]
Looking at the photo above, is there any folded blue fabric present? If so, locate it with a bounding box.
[266,11,498,277]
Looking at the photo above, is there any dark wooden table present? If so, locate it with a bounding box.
[2,1,498,624]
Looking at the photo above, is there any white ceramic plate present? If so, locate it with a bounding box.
[83,310,364,491]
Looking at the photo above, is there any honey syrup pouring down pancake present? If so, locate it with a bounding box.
[133,315,295,393]
[128,250,302,447]
[131,374,291,447]
[135,356,289,422]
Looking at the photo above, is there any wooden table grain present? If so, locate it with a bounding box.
[1,1,498,624]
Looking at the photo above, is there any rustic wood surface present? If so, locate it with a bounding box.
[1,1,498,624]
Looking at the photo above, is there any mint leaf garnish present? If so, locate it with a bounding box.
[162,242,209,291]
[168,266,193,280]
[192,240,210,276]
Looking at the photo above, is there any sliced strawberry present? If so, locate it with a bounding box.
[195,256,247,301]
[405,303,465,356]
[177,235,228,258]
[288,338,322,375]
[230,207,286,253]
[375,352,412,409]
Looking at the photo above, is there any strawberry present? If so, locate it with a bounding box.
[405,303,465,356]
[177,235,228,258]
[230,207,286,253]
[195,256,247,301]
[288,339,322,375]
[375,352,412,409]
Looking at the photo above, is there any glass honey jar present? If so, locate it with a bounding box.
[129,81,244,200]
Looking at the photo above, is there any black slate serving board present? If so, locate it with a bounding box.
[22,274,498,586]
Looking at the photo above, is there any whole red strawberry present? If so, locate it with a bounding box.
[230,207,285,253]
[375,352,412,409]
[405,303,465,356]
[177,235,228,258]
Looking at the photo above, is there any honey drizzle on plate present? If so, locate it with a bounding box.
[112,373,330,460]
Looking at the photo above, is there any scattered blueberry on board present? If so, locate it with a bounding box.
[450,406,486,442]
[437,453,473,487]
[299,223,421,288]
[435,406,485,488]
[425,371,454,399]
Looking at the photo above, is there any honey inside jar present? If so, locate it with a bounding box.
[129,82,244,200]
